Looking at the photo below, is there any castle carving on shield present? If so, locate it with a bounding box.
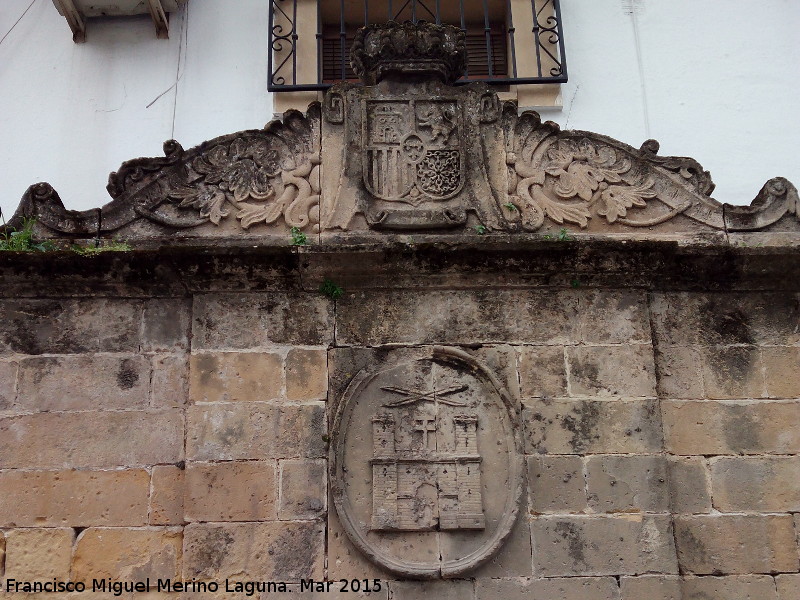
[370,384,485,531]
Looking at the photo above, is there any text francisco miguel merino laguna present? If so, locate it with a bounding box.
[3,577,382,595]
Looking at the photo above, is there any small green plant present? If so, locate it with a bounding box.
[503,202,517,212]
[319,278,343,300]
[71,239,132,255]
[543,227,573,242]
[474,225,487,235]
[570,279,581,288]
[290,226,307,246]
[0,217,55,252]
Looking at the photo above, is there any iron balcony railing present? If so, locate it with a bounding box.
[268,0,567,91]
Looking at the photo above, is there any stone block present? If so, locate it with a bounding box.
[285,348,328,401]
[654,346,704,399]
[567,345,656,398]
[667,457,711,514]
[16,354,150,411]
[523,399,663,454]
[698,346,766,399]
[0,409,183,469]
[189,351,283,403]
[0,298,142,355]
[619,576,681,600]
[185,461,277,522]
[327,500,392,581]
[142,298,191,351]
[518,345,567,398]
[335,289,582,346]
[587,455,669,513]
[0,361,16,409]
[528,455,587,513]
[72,528,182,581]
[476,577,620,600]
[763,346,800,398]
[279,459,326,520]
[777,574,800,600]
[675,514,799,574]
[681,575,779,600]
[150,465,185,526]
[390,580,474,600]
[663,400,800,455]
[710,456,800,512]
[577,289,651,344]
[4,528,73,581]
[183,522,324,581]
[151,353,189,408]
[531,515,677,576]
[0,469,149,527]
[187,402,326,461]
[192,293,333,349]
[649,292,800,347]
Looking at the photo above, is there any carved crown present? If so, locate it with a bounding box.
[350,21,467,85]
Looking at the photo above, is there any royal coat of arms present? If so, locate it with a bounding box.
[363,100,465,204]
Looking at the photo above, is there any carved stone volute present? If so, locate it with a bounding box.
[350,21,467,85]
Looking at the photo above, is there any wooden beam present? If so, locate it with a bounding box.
[146,0,170,39]
[53,0,86,43]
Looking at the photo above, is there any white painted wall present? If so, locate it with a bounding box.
[1,0,798,221]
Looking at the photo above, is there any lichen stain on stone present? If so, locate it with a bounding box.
[723,405,761,454]
[191,528,234,576]
[116,359,140,389]
[571,359,602,392]
[269,523,317,580]
[554,521,589,568]
[193,354,218,388]
[562,402,601,453]
[700,303,755,345]
[675,523,709,569]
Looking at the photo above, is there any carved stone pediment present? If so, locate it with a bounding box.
[3,21,798,241]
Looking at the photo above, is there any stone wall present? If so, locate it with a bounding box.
[0,242,798,600]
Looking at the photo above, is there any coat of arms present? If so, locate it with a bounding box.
[363,99,465,204]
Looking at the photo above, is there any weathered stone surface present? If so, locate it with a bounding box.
[4,528,73,581]
[390,580,474,600]
[567,345,656,398]
[0,409,183,468]
[285,348,328,401]
[650,292,800,347]
[476,577,620,600]
[327,498,392,581]
[466,506,534,578]
[528,455,587,513]
[183,522,324,581]
[530,515,677,576]
[189,351,283,403]
[763,346,800,398]
[577,290,651,344]
[663,400,800,455]
[777,574,800,600]
[0,469,149,527]
[668,457,712,514]
[187,402,326,460]
[150,465,185,526]
[72,528,182,580]
[653,346,704,399]
[586,455,669,513]
[141,298,191,351]
[0,299,144,355]
[698,346,766,399]
[518,345,567,398]
[16,354,150,411]
[185,461,277,522]
[0,361,16,409]
[710,456,800,512]
[336,289,582,346]
[279,459,326,520]
[620,575,781,600]
[523,399,663,454]
[675,515,799,574]
[151,353,189,408]
[192,293,333,349]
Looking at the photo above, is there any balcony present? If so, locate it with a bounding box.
[268,0,567,92]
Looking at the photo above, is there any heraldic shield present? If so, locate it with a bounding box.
[330,347,524,578]
[363,99,465,204]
